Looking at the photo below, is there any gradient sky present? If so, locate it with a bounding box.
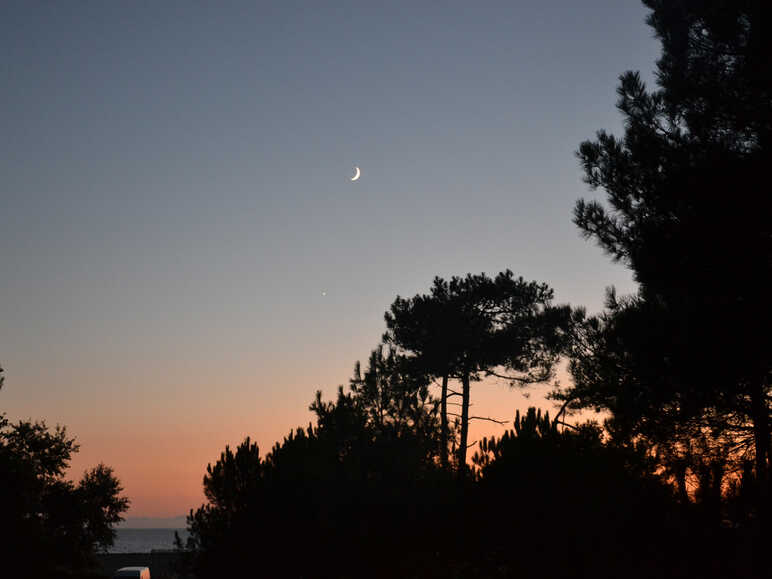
[1,1,659,517]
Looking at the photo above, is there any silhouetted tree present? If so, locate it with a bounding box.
[347,345,440,453]
[386,271,574,471]
[561,290,759,522]
[384,281,464,468]
[573,0,771,517]
[181,349,449,578]
[0,367,129,576]
[469,407,700,578]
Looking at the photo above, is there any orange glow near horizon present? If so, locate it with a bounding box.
[2,0,654,525]
[58,369,570,519]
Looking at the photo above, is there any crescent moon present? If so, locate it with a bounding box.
[350,166,361,181]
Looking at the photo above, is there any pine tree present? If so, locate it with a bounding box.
[385,271,573,472]
[572,0,771,520]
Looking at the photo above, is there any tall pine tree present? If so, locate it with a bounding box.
[385,271,573,472]
[573,0,771,515]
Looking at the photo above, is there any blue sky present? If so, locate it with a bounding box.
[1,1,659,516]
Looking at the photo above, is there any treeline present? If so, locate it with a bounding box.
[174,278,761,578]
[178,1,770,577]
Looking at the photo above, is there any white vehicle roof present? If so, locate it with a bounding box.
[113,567,150,578]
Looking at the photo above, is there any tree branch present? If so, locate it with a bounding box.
[447,411,509,425]
[485,369,550,384]
[553,397,574,427]
[469,416,509,425]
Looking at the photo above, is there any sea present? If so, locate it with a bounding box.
[108,529,190,554]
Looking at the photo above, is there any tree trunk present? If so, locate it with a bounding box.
[750,378,770,519]
[457,372,471,475]
[440,372,449,469]
[675,466,689,504]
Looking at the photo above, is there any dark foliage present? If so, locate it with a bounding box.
[385,270,576,470]
[468,408,750,578]
[178,349,455,578]
[0,367,129,578]
[570,0,771,531]
[181,401,749,578]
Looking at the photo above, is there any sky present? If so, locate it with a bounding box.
[0,1,659,518]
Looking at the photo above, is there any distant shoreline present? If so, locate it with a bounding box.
[109,528,188,555]
[117,516,187,530]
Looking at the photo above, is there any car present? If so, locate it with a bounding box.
[112,566,150,579]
